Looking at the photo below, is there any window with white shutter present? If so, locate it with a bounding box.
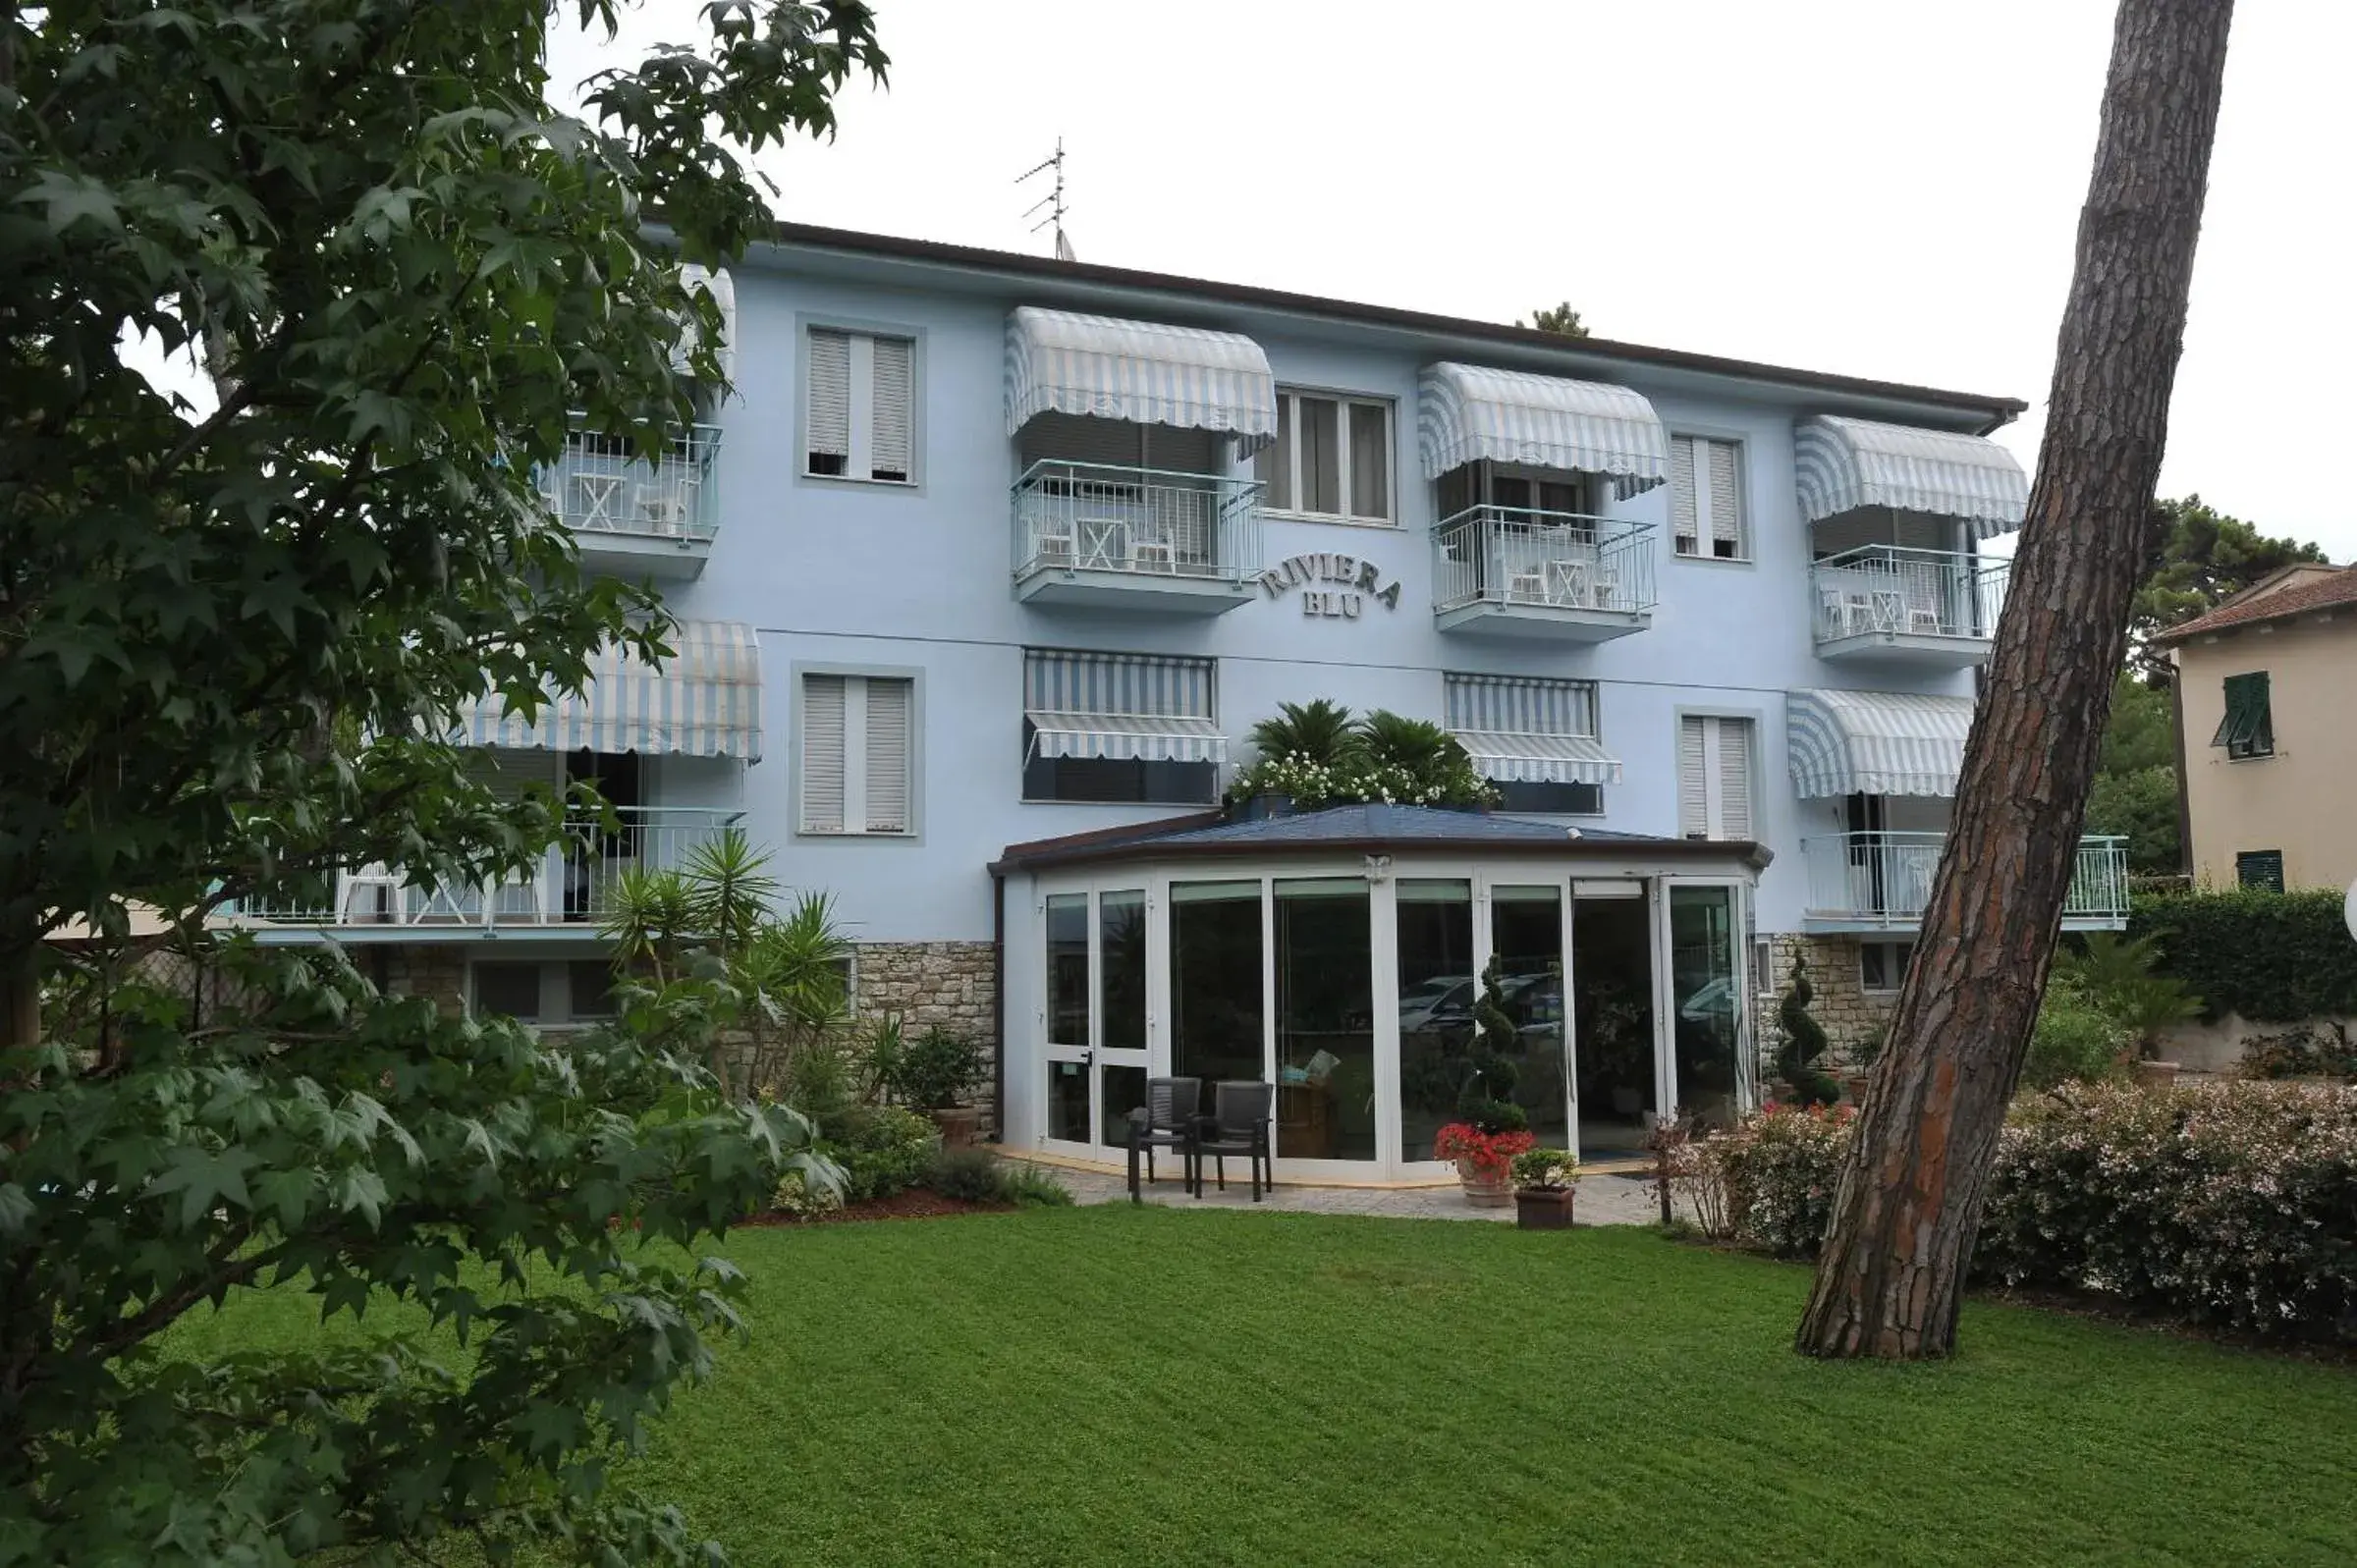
[1677,716,1756,839]
[1255,389,1394,522]
[804,327,918,484]
[799,672,915,837]
[1670,435,1747,560]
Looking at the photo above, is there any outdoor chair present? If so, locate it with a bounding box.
[1126,1075,1203,1204]
[1192,1079,1275,1202]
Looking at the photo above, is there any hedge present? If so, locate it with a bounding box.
[2128,888,2357,1023]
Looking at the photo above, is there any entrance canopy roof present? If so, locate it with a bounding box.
[993,802,1769,876]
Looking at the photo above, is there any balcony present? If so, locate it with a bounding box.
[1799,831,2129,932]
[1432,507,1657,642]
[1811,546,2008,668]
[233,807,742,939]
[542,424,721,580]
[1011,460,1263,615]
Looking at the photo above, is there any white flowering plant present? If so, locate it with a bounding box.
[1225,703,1499,810]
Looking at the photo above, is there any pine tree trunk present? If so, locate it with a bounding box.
[1795,0,2234,1360]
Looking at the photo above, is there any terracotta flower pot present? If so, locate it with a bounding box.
[1513,1186,1576,1230]
[1455,1158,1513,1208]
[929,1105,980,1149]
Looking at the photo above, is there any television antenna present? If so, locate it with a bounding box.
[1017,138,1074,261]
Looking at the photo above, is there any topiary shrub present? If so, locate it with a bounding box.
[1455,956,1528,1134]
[1775,955,1840,1107]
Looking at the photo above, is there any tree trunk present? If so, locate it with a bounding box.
[0,945,34,1052]
[1795,0,2234,1360]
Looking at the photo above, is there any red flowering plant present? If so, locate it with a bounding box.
[1432,1122,1536,1176]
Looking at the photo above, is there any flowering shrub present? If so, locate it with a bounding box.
[1710,1102,1856,1257]
[2241,1021,2357,1080]
[1511,1147,1578,1190]
[1228,750,1498,811]
[1434,1122,1536,1177]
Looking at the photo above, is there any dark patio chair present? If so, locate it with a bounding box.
[1192,1079,1274,1202]
[1125,1075,1202,1204]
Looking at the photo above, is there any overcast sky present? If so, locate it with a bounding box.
[551,0,2357,560]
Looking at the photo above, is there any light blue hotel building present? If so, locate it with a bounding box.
[258,225,2129,1177]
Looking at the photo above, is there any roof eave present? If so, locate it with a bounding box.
[991,833,1773,876]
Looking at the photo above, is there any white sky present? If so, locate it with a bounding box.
[550,0,2357,560]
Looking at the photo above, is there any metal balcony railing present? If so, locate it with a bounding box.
[540,424,721,541]
[234,808,742,931]
[1810,546,2008,644]
[1012,460,1263,584]
[1432,506,1658,616]
[1799,831,2130,926]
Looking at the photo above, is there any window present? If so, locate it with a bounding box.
[1443,673,1608,815]
[800,673,914,835]
[471,960,614,1026]
[805,327,916,483]
[1859,940,1915,994]
[2236,850,2284,892]
[1022,649,1220,805]
[1255,390,1392,522]
[1669,435,1747,560]
[472,961,543,1020]
[1676,716,1755,839]
[2211,671,2274,760]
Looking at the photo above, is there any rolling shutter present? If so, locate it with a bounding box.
[1716,718,1754,838]
[807,330,851,466]
[863,678,911,833]
[1670,435,1700,553]
[1708,440,1743,551]
[1678,715,1754,838]
[1677,717,1709,837]
[800,675,847,833]
[869,336,914,480]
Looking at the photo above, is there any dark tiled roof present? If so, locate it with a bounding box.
[2157,566,2357,643]
[992,803,1766,873]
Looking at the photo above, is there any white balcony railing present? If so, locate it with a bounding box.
[540,424,721,541]
[237,808,742,931]
[1800,831,2130,926]
[1811,546,2008,645]
[1012,460,1263,584]
[1432,507,1658,616]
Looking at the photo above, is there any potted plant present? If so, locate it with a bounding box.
[1431,958,1533,1206]
[877,1022,986,1147]
[1510,1148,1578,1229]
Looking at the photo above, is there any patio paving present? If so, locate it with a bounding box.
[1031,1160,1667,1225]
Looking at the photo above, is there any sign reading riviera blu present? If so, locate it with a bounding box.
[1256,552,1403,620]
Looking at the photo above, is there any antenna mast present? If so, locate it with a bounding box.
[1016,138,1074,261]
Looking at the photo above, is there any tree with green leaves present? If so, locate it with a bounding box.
[1,2,883,1560]
[2083,671,2183,873]
[1517,300,1590,337]
[2127,496,2327,683]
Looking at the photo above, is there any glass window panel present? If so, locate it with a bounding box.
[1047,1059,1091,1142]
[1046,892,1090,1047]
[1100,891,1146,1054]
[1490,887,1569,1150]
[1275,878,1373,1161]
[566,960,616,1019]
[1348,403,1390,519]
[1573,890,1656,1158]
[1171,881,1265,1097]
[1670,886,1742,1132]
[1298,397,1341,514]
[1397,880,1474,1162]
[473,961,542,1021]
[1099,1064,1148,1148]
[1491,474,1532,513]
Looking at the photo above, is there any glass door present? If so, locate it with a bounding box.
[1042,888,1153,1157]
[1660,881,1751,1133]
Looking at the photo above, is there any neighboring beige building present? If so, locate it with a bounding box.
[2161,563,2357,892]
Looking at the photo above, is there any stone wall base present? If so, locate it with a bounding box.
[855,941,1000,1137]
[1760,933,1897,1070]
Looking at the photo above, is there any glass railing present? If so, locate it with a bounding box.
[1431,506,1658,616]
[541,423,721,541]
[1799,831,2129,925]
[1810,546,2008,644]
[1011,460,1263,583]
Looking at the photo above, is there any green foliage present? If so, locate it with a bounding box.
[2020,977,2134,1091]
[2129,888,2357,1022]
[1517,300,1591,338]
[1710,1104,1856,1256]
[1774,956,1838,1107]
[925,1147,1009,1205]
[2054,933,2202,1054]
[1,2,885,1559]
[1455,957,1528,1134]
[1000,1162,1077,1209]
[2241,1022,2357,1080]
[1511,1148,1578,1190]
[2085,674,2184,874]
[2130,496,2329,683]
[1245,699,1362,771]
[878,1025,985,1112]
[831,1106,940,1204]
[1230,702,1497,809]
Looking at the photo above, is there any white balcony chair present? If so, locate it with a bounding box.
[1870,588,1907,633]
[1128,519,1176,574]
[1903,575,1946,634]
[636,477,698,536]
[335,865,405,925]
[568,471,628,532]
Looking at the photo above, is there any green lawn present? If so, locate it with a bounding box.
[179,1209,2357,1566]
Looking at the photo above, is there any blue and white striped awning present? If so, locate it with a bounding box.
[1786,687,1976,798]
[1793,416,2029,540]
[455,621,763,761]
[1417,363,1670,498]
[1024,649,1227,764]
[1444,674,1622,786]
[1005,307,1279,455]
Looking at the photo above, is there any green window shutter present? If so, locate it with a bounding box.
[2235,849,2284,892]
[2212,672,2274,756]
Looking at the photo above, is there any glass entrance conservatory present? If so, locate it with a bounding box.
[994,804,1769,1181]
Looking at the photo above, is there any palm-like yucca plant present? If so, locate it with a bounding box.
[681,825,779,957]
[1356,710,1466,775]
[599,865,699,984]
[1247,698,1362,767]
[733,890,854,1099]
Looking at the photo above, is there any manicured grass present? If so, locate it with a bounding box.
[179,1209,2357,1566]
